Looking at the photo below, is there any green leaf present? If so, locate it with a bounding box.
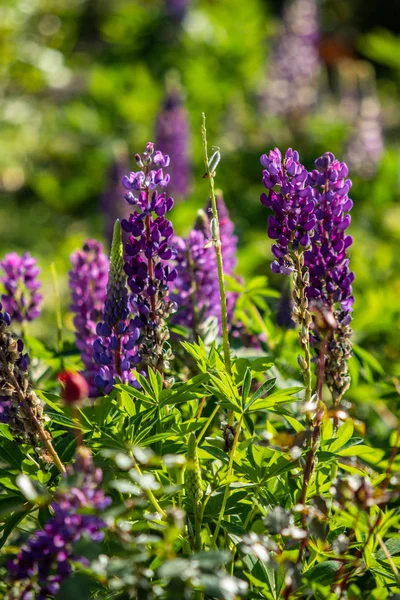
[245,378,276,412]
[0,439,25,469]
[304,560,342,585]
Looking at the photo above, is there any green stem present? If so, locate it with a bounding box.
[197,404,219,444]
[133,460,166,518]
[201,114,233,425]
[194,501,203,551]
[211,414,243,548]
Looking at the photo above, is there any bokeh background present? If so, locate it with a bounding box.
[1,0,400,385]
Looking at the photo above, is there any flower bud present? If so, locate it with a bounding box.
[58,371,89,405]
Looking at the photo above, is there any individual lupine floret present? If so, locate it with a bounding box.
[0,252,43,323]
[69,240,109,396]
[122,143,178,374]
[260,147,317,275]
[9,447,111,599]
[155,81,191,198]
[93,221,140,394]
[306,152,354,404]
[264,0,320,118]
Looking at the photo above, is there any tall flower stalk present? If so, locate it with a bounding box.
[69,240,109,396]
[122,143,177,376]
[201,117,232,370]
[260,147,317,404]
[306,152,354,407]
[93,221,140,394]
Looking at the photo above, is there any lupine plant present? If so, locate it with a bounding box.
[0,252,43,325]
[0,125,399,600]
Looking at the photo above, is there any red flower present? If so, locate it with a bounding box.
[58,371,89,404]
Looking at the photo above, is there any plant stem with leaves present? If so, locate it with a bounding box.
[201,113,233,425]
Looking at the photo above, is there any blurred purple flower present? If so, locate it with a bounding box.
[0,252,42,323]
[173,195,238,336]
[345,97,384,179]
[69,240,109,397]
[9,448,111,599]
[264,0,320,118]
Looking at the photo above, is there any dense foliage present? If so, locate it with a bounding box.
[1,0,400,598]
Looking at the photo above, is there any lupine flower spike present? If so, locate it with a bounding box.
[122,143,178,375]
[93,220,140,394]
[261,148,316,403]
[9,447,110,599]
[306,153,354,405]
[69,240,109,397]
[0,304,64,472]
[0,252,43,324]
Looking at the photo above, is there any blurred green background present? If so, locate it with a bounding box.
[1,0,400,382]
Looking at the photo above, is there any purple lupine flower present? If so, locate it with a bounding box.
[305,152,354,318]
[69,240,109,397]
[0,252,42,323]
[155,84,191,198]
[173,195,238,337]
[9,448,111,599]
[93,221,140,394]
[260,148,317,275]
[264,0,320,118]
[172,227,220,337]
[122,143,178,373]
[305,152,354,402]
[345,97,384,179]
[101,151,132,246]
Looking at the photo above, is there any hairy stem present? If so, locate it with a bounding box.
[0,347,65,474]
[211,414,243,548]
[201,114,233,425]
[293,252,312,405]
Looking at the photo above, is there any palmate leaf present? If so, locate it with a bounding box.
[244,377,276,412]
[246,385,302,413]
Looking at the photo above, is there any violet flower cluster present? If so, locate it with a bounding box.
[0,252,43,324]
[69,240,109,397]
[264,0,320,118]
[306,153,354,401]
[260,148,316,275]
[9,448,111,600]
[156,84,191,198]
[164,0,191,21]
[173,195,238,337]
[122,143,177,373]
[93,221,140,394]
[261,147,355,403]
